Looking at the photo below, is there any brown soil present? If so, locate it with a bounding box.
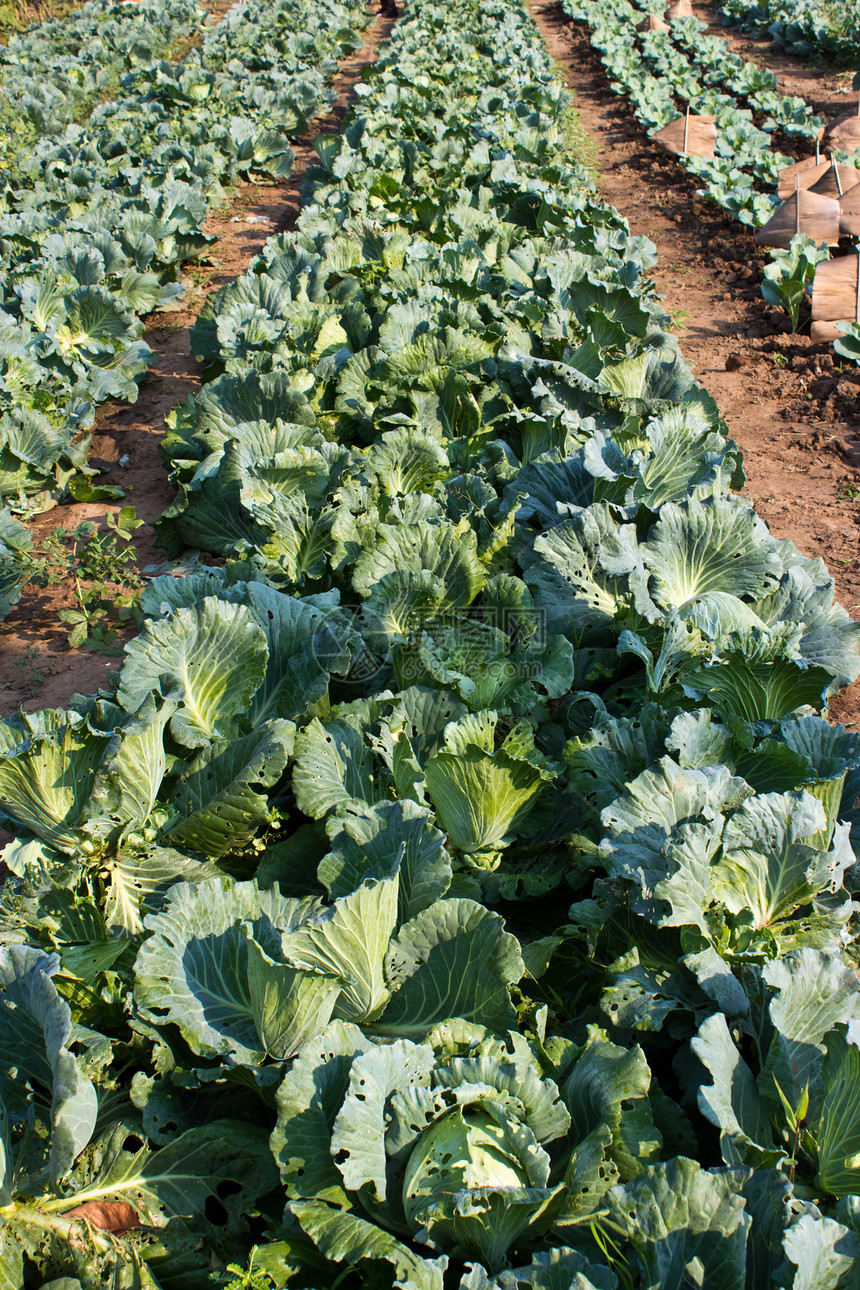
[531,0,860,729]
[0,11,396,715]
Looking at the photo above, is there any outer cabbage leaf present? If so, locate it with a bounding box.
[496,1247,614,1289]
[557,1025,660,1221]
[365,427,450,495]
[424,714,554,858]
[84,695,173,847]
[271,1020,374,1204]
[291,717,378,820]
[378,897,524,1036]
[643,495,781,611]
[563,706,672,830]
[593,407,741,512]
[691,1013,781,1169]
[755,557,860,692]
[163,718,295,857]
[133,877,318,1065]
[816,1027,860,1199]
[281,872,399,1023]
[503,450,594,529]
[609,1157,750,1290]
[780,1209,860,1290]
[744,716,860,848]
[242,583,359,724]
[740,1170,797,1290]
[117,597,268,747]
[290,1200,447,1290]
[163,369,316,459]
[711,792,841,934]
[681,653,832,722]
[0,947,97,1184]
[48,1118,278,1235]
[329,1038,436,1205]
[139,569,234,618]
[320,800,452,922]
[245,933,343,1061]
[759,950,860,1112]
[101,845,222,937]
[0,711,108,854]
[352,519,486,609]
[599,758,749,930]
[524,504,639,640]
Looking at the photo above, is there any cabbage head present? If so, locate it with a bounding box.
[402,1101,559,1270]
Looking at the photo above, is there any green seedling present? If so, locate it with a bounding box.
[211,1250,277,1290]
[761,234,831,332]
[26,507,145,650]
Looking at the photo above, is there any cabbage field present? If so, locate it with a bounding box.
[720,0,860,62]
[3,0,860,1285]
[0,0,372,584]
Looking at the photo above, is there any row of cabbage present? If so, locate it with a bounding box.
[718,0,860,63]
[560,0,832,227]
[0,0,371,611]
[0,0,204,159]
[559,1,860,348]
[560,0,860,352]
[4,0,860,1285]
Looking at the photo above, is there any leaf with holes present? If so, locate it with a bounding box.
[162,718,295,858]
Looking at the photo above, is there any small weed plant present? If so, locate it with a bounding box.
[26,506,145,650]
[211,1251,276,1290]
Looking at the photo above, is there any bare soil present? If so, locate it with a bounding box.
[0,11,396,714]
[530,0,860,728]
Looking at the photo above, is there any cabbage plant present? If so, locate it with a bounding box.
[273,1024,571,1276]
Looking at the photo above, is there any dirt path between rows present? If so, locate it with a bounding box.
[0,11,396,715]
[531,0,860,728]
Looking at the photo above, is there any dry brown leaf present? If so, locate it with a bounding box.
[64,1200,145,1234]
